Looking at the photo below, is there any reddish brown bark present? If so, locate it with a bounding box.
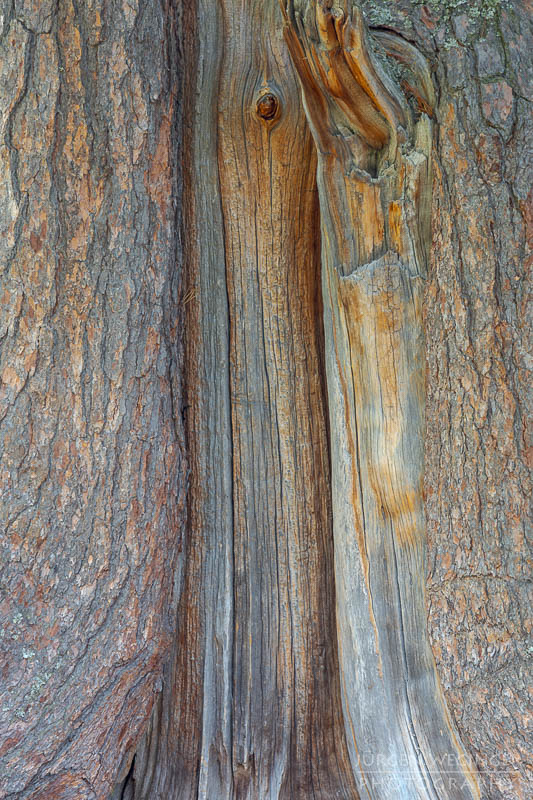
[0,2,185,797]
[0,2,530,800]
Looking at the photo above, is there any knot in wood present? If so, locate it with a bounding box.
[256,91,279,122]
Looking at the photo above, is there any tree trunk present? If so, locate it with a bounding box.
[132,2,531,798]
[0,1,530,799]
[0,2,185,798]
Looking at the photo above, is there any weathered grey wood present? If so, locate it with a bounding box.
[1,1,530,798]
[283,3,481,797]
[133,1,357,796]
[128,2,233,797]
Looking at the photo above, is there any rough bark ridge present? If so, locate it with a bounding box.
[0,1,530,799]
[419,3,532,798]
[0,2,185,798]
[283,2,480,798]
[355,2,532,798]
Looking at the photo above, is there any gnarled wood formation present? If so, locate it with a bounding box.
[282,2,481,798]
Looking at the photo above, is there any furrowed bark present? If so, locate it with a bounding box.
[0,2,185,797]
[1,1,529,798]
[421,3,533,798]
[283,2,481,797]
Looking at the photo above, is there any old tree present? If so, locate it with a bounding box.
[0,0,530,798]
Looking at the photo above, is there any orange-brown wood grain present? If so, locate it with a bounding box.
[283,3,481,798]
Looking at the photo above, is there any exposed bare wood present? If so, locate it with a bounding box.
[283,2,482,797]
[1,2,530,799]
[132,1,357,797]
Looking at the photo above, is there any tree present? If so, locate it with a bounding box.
[0,1,530,799]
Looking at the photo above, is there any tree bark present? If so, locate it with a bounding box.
[420,4,532,799]
[132,1,530,799]
[0,2,185,798]
[0,2,530,800]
